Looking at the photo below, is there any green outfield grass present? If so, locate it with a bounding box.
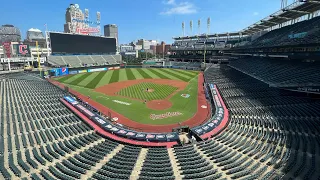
[55,68,200,125]
[117,82,178,101]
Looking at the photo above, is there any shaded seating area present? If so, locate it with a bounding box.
[247,16,320,48]
[229,58,320,87]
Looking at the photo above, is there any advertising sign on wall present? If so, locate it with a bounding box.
[16,44,30,55]
[2,42,11,58]
[51,67,69,76]
[282,86,320,94]
[76,27,100,34]
[87,68,107,72]
[69,71,78,75]
[51,68,59,76]
[78,70,88,73]
[59,67,69,76]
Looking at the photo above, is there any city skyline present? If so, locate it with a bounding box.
[1,0,282,44]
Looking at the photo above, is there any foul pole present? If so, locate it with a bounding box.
[36,41,41,75]
[203,41,206,67]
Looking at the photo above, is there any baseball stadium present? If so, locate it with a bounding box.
[52,68,209,132]
[0,1,320,180]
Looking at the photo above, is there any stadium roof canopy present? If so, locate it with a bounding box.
[173,0,320,40]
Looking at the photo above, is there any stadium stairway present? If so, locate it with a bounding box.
[194,143,229,180]
[129,148,148,180]
[173,145,222,180]
[168,148,183,179]
[80,144,124,179]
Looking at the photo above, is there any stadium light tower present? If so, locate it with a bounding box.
[190,20,193,35]
[207,17,211,35]
[198,19,201,35]
[281,0,288,9]
[182,22,185,36]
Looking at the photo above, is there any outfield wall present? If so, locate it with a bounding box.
[50,63,201,78]
[49,65,121,77]
[121,65,201,71]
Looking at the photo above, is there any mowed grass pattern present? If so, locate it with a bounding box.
[55,68,201,125]
[55,68,198,89]
[85,71,106,88]
[117,82,178,101]
[126,69,135,80]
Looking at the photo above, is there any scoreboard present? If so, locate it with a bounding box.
[49,32,116,54]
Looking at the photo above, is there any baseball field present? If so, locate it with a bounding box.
[54,68,209,131]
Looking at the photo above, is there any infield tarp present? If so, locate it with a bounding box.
[63,96,179,142]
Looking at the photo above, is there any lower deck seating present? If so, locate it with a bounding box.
[48,55,121,67]
[0,70,319,180]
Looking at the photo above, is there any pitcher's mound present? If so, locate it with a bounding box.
[146,89,154,92]
[146,100,172,110]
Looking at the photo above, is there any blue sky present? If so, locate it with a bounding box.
[0,0,283,44]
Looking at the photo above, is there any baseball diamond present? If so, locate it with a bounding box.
[53,68,209,127]
[2,1,320,180]
[117,82,178,101]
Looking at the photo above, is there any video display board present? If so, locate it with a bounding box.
[50,32,116,54]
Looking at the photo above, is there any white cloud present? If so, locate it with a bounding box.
[164,0,176,5]
[253,12,259,16]
[160,2,197,15]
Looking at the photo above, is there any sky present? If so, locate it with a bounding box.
[0,0,286,44]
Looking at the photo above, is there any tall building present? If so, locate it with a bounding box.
[0,24,21,44]
[136,39,150,50]
[149,40,157,46]
[120,45,134,52]
[135,39,158,50]
[156,41,171,56]
[64,4,87,33]
[150,45,156,54]
[104,24,118,45]
[26,28,45,41]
